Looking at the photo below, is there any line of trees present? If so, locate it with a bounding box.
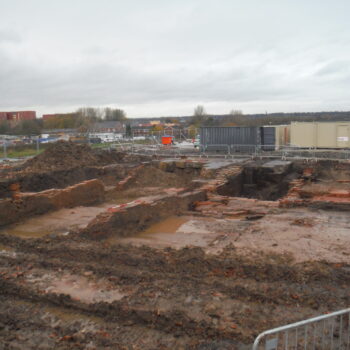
[43,107,127,131]
[0,119,42,136]
[2,103,350,136]
[189,105,245,128]
[189,105,350,128]
[0,107,128,135]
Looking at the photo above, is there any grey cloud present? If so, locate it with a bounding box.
[315,61,350,78]
[0,45,300,110]
[0,29,21,44]
[1,0,350,116]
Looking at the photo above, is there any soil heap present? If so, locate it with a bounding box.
[22,141,124,172]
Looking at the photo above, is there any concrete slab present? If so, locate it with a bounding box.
[262,160,292,173]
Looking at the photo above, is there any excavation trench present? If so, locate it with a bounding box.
[0,160,207,237]
[217,160,300,201]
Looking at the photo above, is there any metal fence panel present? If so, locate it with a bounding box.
[252,308,350,350]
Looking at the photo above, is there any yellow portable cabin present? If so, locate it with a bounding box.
[274,125,290,149]
[290,122,350,148]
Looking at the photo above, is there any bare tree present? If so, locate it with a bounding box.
[104,108,126,121]
[229,109,243,116]
[76,107,103,121]
[194,105,206,117]
[191,105,208,126]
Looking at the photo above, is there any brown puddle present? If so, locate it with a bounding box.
[0,225,54,239]
[139,216,191,237]
[14,299,104,324]
[108,216,214,249]
[0,206,107,238]
[44,305,105,324]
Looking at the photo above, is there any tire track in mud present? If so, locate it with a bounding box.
[3,248,348,310]
[0,295,195,350]
[1,233,350,348]
[0,278,242,344]
[2,233,349,284]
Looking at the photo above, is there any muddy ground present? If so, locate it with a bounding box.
[1,149,350,349]
[1,234,350,350]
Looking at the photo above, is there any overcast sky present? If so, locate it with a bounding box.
[0,0,349,118]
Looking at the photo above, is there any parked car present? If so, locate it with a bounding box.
[89,137,102,144]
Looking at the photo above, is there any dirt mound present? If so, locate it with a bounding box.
[23,141,125,172]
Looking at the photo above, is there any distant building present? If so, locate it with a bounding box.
[131,123,154,137]
[0,112,7,121]
[0,111,36,123]
[91,121,125,133]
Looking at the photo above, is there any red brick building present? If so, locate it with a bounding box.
[0,112,7,121]
[0,111,36,123]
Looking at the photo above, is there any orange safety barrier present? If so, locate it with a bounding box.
[162,136,173,145]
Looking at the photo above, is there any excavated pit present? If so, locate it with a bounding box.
[0,159,205,233]
[0,141,153,198]
[217,160,300,201]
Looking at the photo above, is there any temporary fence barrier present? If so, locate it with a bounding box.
[3,139,350,162]
[132,144,350,161]
[252,308,350,350]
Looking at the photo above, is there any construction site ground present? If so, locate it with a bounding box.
[1,142,350,349]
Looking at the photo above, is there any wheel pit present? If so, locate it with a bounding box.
[0,141,154,199]
[0,179,106,227]
[0,159,209,237]
[78,189,207,240]
[0,163,141,199]
[280,160,350,210]
[211,160,350,211]
[216,160,300,201]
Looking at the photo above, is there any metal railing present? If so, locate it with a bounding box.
[123,143,350,161]
[109,141,134,152]
[3,138,350,162]
[252,308,350,350]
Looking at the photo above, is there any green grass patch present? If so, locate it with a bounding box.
[3,147,43,158]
